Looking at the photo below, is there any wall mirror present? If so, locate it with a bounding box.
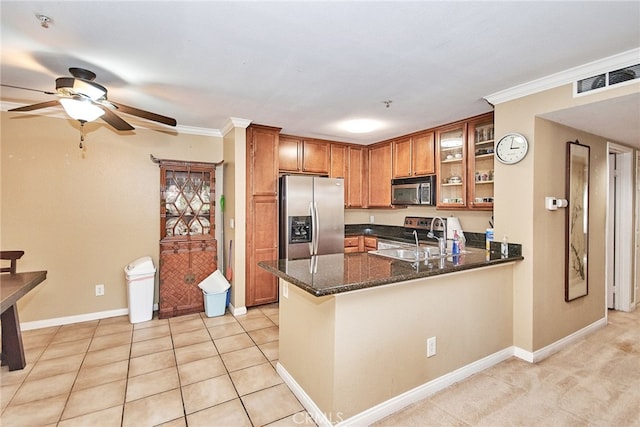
[565,140,590,301]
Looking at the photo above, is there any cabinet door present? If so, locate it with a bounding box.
[435,124,467,208]
[159,240,216,319]
[250,127,279,196]
[412,131,435,176]
[347,146,366,208]
[467,114,494,210]
[363,236,377,251]
[247,197,279,306]
[278,135,301,173]
[161,165,214,240]
[368,143,393,207]
[344,236,361,253]
[392,137,412,178]
[302,139,330,174]
[330,144,347,178]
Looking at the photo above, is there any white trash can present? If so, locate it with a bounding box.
[198,270,231,317]
[125,256,156,324]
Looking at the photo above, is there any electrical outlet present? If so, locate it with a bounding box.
[282,282,289,299]
[95,284,105,296]
[427,336,437,357]
[369,215,375,223]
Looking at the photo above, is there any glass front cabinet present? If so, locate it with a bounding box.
[467,113,494,210]
[436,124,467,208]
[154,156,220,319]
[435,113,494,210]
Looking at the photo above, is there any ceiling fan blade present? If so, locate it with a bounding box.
[9,99,60,112]
[100,107,135,131]
[111,102,177,127]
[1,84,56,95]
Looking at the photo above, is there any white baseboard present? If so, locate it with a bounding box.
[278,347,514,427]
[21,307,131,331]
[513,316,607,363]
[229,302,247,316]
[19,302,253,331]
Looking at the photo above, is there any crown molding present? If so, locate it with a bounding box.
[485,48,640,105]
[174,125,222,137]
[221,117,252,136]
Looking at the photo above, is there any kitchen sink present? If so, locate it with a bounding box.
[369,248,428,262]
[370,247,470,262]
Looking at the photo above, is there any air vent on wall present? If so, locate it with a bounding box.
[576,64,640,94]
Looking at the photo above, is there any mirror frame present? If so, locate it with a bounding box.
[565,140,590,301]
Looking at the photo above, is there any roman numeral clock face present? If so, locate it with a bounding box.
[495,133,529,164]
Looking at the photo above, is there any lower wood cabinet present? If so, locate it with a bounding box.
[344,236,363,253]
[363,236,377,251]
[159,240,216,319]
[344,235,377,253]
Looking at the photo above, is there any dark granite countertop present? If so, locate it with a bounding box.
[258,247,523,297]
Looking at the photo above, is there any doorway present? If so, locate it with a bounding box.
[606,142,635,312]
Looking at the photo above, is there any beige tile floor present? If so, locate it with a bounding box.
[376,309,640,427]
[1,306,638,426]
[1,303,316,427]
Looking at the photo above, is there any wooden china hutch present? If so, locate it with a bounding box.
[152,155,222,319]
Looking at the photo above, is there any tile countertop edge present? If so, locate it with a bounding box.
[258,252,524,297]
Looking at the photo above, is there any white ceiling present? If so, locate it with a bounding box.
[1,1,639,147]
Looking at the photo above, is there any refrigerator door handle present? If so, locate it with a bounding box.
[313,201,320,255]
[309,202,315,256]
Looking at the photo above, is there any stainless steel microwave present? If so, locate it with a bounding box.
[391,176,436,205]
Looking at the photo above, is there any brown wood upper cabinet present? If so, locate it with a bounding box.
[330,144,366,208]
[279,135,330,174]
[392,130,435,178]
[367,142,393,207]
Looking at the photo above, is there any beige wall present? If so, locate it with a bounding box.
[280,264,514,419]
[221,124,248,309]
[1,113,222,322]
[531,120,607,348]
[494,81,639,351]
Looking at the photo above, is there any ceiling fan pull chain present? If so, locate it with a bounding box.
[79,121,86,149]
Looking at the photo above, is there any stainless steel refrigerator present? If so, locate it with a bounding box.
[279,175,345,260]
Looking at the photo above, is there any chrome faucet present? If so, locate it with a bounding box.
[413,230,420,259]
[427,217,447,256]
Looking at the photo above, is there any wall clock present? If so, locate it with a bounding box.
[495,133,529,164]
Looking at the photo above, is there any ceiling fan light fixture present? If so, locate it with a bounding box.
[56,77,107,101]
[59,98,105,122]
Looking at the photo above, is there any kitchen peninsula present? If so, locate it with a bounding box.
[259,248,523,425]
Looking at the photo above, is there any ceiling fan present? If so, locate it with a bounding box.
[2,67,177,135]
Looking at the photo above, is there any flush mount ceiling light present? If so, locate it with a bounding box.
[341,118,384,134]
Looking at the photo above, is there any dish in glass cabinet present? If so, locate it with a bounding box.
[175,195,187,212]
[165,185,179,204]
[190,196,202,213]
[189,218,210,235]
[166,203,178,215]
[200,187,210,203]
[166,218,189,237]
